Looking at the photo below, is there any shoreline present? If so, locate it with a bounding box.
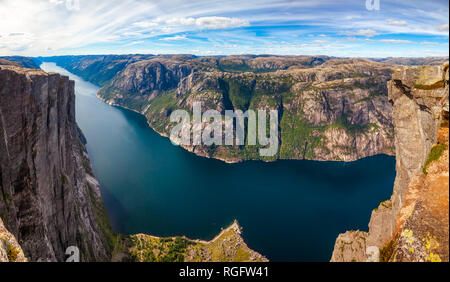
[131,220,242,245]
[96,93,394,164]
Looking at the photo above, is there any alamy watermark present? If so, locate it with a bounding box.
[50,0,80,11]
[365,0,380,10]
[65,246,80,262]
[169,102,279,157]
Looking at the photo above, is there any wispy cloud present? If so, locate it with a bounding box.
[163,16,249,29]
[437,24,449,31]
[195,17,249,29]
[378,39,412,44]
[159,35,188,41]
[124,40,145,46]
[386,19,407,26]
[0,0,448,57]
[132,21,159,28]
[343,29,379,37]
[421,41,439,45]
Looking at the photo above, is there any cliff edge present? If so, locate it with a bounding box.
[0,62,265,262]
[331,63,449,262]
[0,64,113,261]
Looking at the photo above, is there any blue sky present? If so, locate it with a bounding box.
[0,0,448,57]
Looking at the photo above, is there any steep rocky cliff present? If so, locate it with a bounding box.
[87,56,395,163]
[331,63,449,262]
[0,64,113,261]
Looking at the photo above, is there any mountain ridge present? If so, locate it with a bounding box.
[39,55,400,163]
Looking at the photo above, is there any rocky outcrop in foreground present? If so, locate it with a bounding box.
[0,64,113,261]
[331,63,449,262]
[114,221,268,262]
[0,217,27,262]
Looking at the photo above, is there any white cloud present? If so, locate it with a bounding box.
[195,17,249,29]
[162,16,249,29]
[0,0,156,55]
[159,35,188,41]
[437,24,449,31]
[386,19,407,26]
[0,32,35,51]
[344,29,379,37]
[132,21,158,28]
[336,37,362,42]
[124,40,145,46]
[48,0,64,5]
[0,0,448,56]
[166,17,196,26]
[420,41,439,45]
[378,39,412,44]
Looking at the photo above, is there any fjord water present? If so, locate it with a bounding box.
[41,62,396,261]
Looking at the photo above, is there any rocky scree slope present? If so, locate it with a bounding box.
[0,64,113,261]
[331,63,449,262]
[47,55,395,163]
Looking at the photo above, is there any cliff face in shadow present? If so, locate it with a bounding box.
[0,64,113,261]
[331,63,449,262]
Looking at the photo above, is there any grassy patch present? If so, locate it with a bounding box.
[61,174,67,185]
[354,91,385,104]
[224,78,254,111]
[87,183,116,253]
[218,61,252,73]
[3,193,13,205]
[129,235,194,262]
[147,92,178,114]
[423,143,446,175]
[379,239,396,262]
[279,110,326,159]
[6,242,20,262]
[414,81,444,90]
[328,116,379,136]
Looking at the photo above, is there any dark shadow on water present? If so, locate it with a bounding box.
[98,184,129,233]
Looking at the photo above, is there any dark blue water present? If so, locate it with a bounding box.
[41,62,396,262]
